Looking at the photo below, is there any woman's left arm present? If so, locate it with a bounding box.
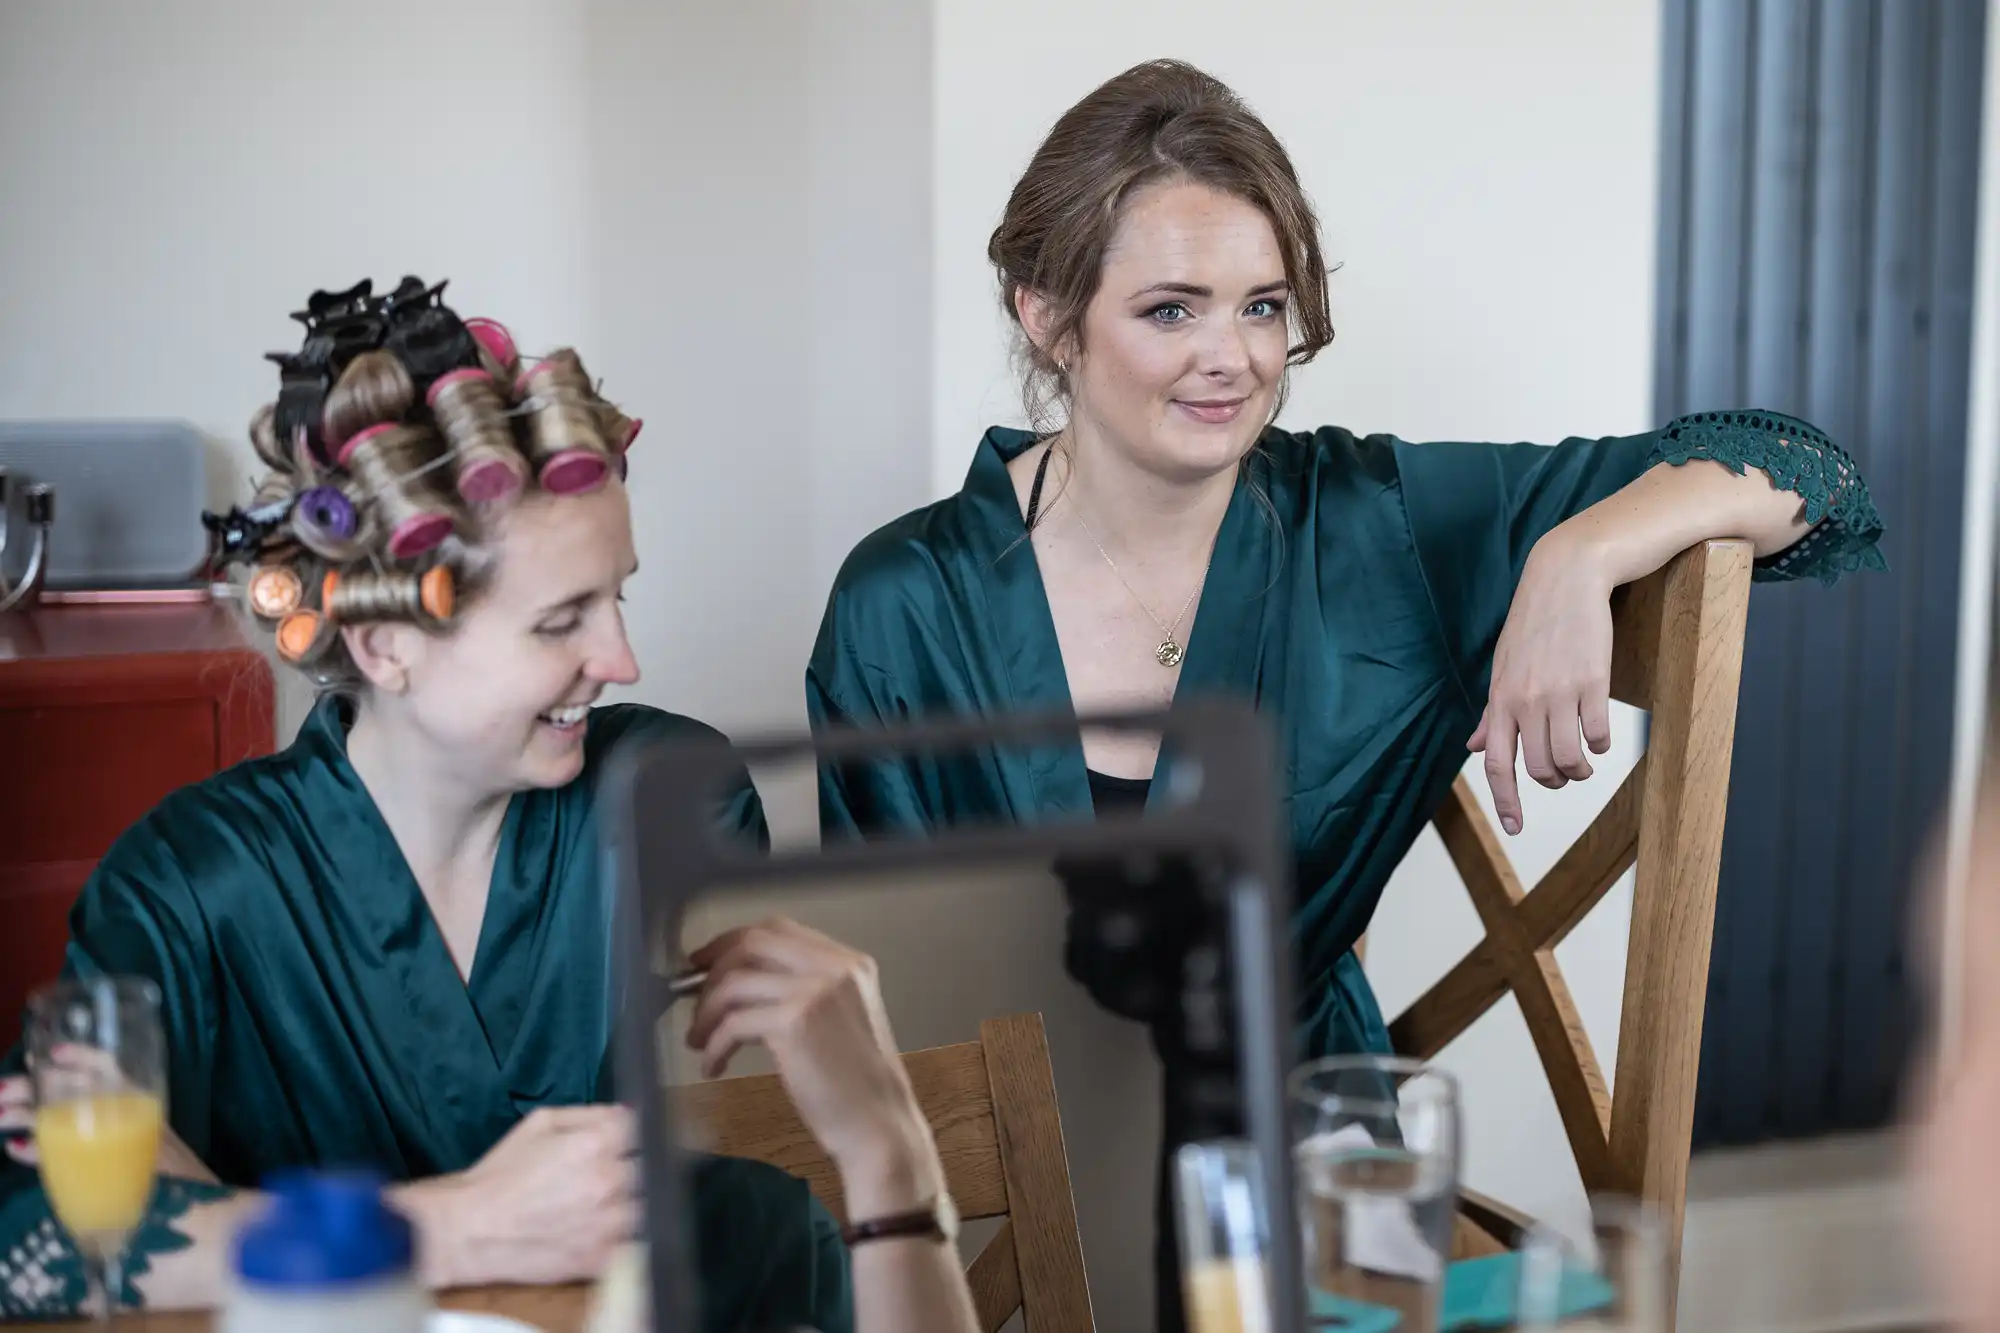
[1391,409,1884,836]
[1470,412,1884,832]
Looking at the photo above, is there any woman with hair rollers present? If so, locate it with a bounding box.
[0,277,862,1329]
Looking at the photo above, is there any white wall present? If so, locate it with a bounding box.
[933,0,1663,1258]
[0,0,934,791]
[0,0,599,735]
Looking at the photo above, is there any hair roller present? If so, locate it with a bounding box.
[337,423,459,560]
[323,563,457,632]
[516,350,614,495]
[248,404,296,476]
[428,368,527,505]
[322,350,417,455]
[247,564,304,620]
[594,402,641,455]
[464,318,519,374]
[275,609,329,664]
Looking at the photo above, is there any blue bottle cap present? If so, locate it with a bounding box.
[233,1170,415,1288]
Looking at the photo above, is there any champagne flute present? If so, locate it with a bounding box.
[1173,1139,1275,1333]
[27,978,166,1325]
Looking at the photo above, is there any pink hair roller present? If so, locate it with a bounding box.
[539,450,610,495]
[386,513,454,560]
[464,318,518,368]
[425,367,491,404]
[335,423,396,468]
[336,423,457,559]
[515,357,612,495]
[427,369,527,505]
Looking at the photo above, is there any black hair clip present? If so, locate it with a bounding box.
[380,274,480,390]
[379,275,449,314]
[268,278,398,465]
[265,348,332,468]
[289,280,375,332]
[201,497,293,572]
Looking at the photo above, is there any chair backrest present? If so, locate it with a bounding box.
[1386,539,1754,1285]
[676,1012,1096,1333]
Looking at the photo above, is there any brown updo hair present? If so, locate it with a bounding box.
[234,280,636,694]
[988,59,1335,431]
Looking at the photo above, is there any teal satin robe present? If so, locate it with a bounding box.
[807,412,1885,1060]
[0,699,853,1333]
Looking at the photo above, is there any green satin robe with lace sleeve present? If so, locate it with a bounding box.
[806,411,1885,1061]
[0,700,853,1333]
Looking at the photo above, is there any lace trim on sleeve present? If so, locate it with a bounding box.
[0,1176,229,1317]
[1648,410,1888,584]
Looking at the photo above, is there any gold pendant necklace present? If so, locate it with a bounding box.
[1072,507,1210,669]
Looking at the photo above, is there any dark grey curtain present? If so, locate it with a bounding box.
[1653,0,1986,1146]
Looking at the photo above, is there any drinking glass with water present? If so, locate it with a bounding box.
[1515,1195,1667,1332]
[1289,1056,1460,1333]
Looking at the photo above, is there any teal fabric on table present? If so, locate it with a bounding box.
[1309,1251,1618,1330]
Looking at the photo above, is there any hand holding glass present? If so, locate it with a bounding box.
[27,978,166,1324]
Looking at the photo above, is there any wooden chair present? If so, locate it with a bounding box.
[1385,540,1754,1299]
[677,1012,1096,1333]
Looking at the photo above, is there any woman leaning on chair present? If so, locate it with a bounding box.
[808,58,1887,1333]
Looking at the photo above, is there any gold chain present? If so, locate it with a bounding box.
[1071,504,1211,669]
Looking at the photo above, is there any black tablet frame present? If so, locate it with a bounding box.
[598,697,1306,1333]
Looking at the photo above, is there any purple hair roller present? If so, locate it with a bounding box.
[295,486,358,542]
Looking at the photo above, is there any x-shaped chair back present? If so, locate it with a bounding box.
[1388,539,1754,1293]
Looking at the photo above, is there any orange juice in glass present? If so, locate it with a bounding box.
[28,978,166,1326]
[1174,1141,1278,1333]
[36,1092,164,1239]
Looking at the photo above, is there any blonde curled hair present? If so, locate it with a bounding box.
[220,277,640,693]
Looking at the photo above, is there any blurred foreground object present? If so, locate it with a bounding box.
[1911,777,2000,1332]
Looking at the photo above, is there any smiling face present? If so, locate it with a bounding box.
[346,481,641,793]
[1028,179,1293,483]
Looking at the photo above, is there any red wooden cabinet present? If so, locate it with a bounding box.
[0,604,274,1051]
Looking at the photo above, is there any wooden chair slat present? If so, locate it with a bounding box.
[966,1218,1023,1333]
[1607,541,1751,1282]
[1608,570,1665,708]
[1432,778,1529,916]
[982,1014,1097,1332]
[679,1038,1008,1222]
[1514,759,1647,946]
[1388,764,1643,1059]
[1384,539,1753,1322]
[1435,780,1613,1181]
[675,1013,1095,1331]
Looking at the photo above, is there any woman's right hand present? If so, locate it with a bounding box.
[685,919,935,1200]
[396,1104,638,1289]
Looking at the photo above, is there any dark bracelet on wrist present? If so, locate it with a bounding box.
[841,1192,959,1247]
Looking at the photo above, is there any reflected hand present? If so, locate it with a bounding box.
[400,1105,638,1288]
[1470,535,1615,835]
[685,918,928,1181]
